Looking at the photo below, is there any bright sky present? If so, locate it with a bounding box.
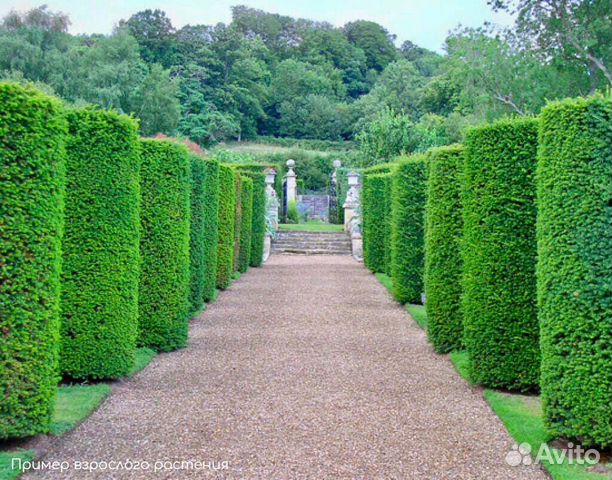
[0,0,514,52]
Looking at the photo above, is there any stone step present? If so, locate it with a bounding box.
[273,241,351,247]
[272,248,352,255]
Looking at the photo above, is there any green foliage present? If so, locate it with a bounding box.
[537,96,612,447]
[60,108,140,379]
[138,139,191,352]
[232,174,243,271]
[286,200,299,224]
[238,176,253,273]
[357,109,417,164]
[189,155,207,314]
[201,159,220,301]
[216,165,237,289]
[389,155,426,303]
[362,169,393,273]
[424,146,464,353]
[462,118,539,391]
[0,83,66,439]
[232,165,267,267]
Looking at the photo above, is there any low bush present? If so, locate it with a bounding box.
[389,155,426,303]
[0,83,66,439]
[139,139,191,352]
[60,108,140,379]
[462,118,539,391]
[424,146,464,353]
[537,96,612,447]
[238,176,254,273]
[216,165,237,289]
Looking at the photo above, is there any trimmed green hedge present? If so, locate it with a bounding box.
[139,139,191,352]
[201,159,220,302]
[0,83,66,439]
[60,108,140,379]
[424,146,464,353]
[238,176,254,273]
[537,96,612,447]
[233,174,243,272]
[462,118,540,391]
[362,171,393,273]
[216,165,236,289]
[189,155,207,314]
[233,165,267,267]
[390,155,426,304]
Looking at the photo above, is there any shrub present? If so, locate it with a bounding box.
[287,199,299,224]
[424,146,464,353]
[389,155,426,303]
[189,155,207,314]
[537,96,612,447]
[201,159,220,302]
[216,165,236,289]
[238,176,253,273]
[233,173,243,272]
[462,118,539,391]
[60,108,140,379]
[232,165,267,267]
[362,165,394,273]
[139,139,191,352]
[0,83,66,439]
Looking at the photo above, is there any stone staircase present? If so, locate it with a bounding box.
[272,231,352,255]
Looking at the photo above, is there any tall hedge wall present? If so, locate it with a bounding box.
[362,172,392,273]
[60,108,140,379]
[189,155,207,314]
[0,83,66,439]
[233,165,266,267]
[424,146,464,353]
[462,118,540,391]
[216,165,236,289]
[537,97,612,447]
[238,176,254,273]
[139,139,191,352]
[232,174,243,272]
[390,156,426,304]
[201,159,220,302]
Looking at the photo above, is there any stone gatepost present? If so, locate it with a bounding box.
[285,159,297,204]
[263,167,278,263]
[343,171,363,262]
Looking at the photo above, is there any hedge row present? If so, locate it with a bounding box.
[390,156,426,304]
[238,176,254,273]
[60,109,140,379]
[0,84,66,439]
[362,170,393,273]
[233,173,243,272]
[537,97,612,447]
[216,165,237,289]
[462,118,540,392]
[0,83,269,440]
[423,146,463,353]
[138,139,192,352]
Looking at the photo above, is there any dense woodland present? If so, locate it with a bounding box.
[1,1,610,164]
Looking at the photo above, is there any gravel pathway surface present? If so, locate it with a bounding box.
[25,255,546,479]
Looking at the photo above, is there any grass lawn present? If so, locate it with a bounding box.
[128,347,156,377]
[278,222,344,233]
[0,450,34,480]
[375,273,428,329]
[49,383,111,435]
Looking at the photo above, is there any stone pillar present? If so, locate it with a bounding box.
[343,171,363,262]
[285,159,297,204]
[343,171,360,231]
[263,167,278,263]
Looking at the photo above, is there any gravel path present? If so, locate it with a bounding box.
[25,255,546,479]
